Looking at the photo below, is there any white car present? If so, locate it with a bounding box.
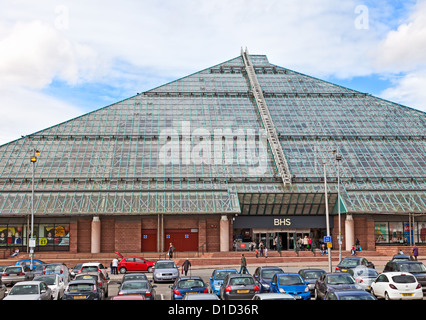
[371,272,423,300]
[33,274,65,300]
[4,281,52,300]
[79,262,109,280]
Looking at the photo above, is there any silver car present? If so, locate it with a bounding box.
[4,281,52,300]
[347,267,379,292]
[153,260,180,283]
[1,265,34,286]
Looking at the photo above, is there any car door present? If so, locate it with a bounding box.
[270,274,278,293]
[316,275,327,297]
[40,282,50,300]
[372,274,388,298]
[134,258,148,271]
[57,276,65,299]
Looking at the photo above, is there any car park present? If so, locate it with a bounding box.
[219,274,259,300]
[118,279,156,300]
[43,263,70,285]
[298,268,326,296]
[270,273,311,300]
[383,261,426,293]
[116,253,155,274]
[314,272,362,300]
[62,279,103,300]
[153,260,180,283]
[209,268,238,295]
[347,267,379,292]
[4,281,52,300]
[253,266,284,293]
[1,265,35,286]
[371,272,423,300]
[170,276,209,300]
[252,293,296,300]
[74,271,109,298]
[324,289,377,300]
[33,274,65,300]
[335,256,375,272]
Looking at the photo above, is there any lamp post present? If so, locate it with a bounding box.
[30,148,40,270]
[335,151,342,262]
[324,163,332,272]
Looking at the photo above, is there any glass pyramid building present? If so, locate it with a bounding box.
[0,49,425,252]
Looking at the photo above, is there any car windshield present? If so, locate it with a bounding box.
[4,267,22,274]
[392,275,417,283]
[340,258,359,267]
[327,275,355,285]
[214,270,237,280]
[9,285,38,295]
[340,294,376,300]
[261,269,283,279]
[278,275,304,286]
[177,279,205,289]
[72,264,82,271]
[34,276,56,285]
[45,265,63,272]
[81,266,98,272]
[68,283,95,292]
[122,281,148,290]
[229,277,254,286]
[156,262,176,269]
[399,263,426,273]
[303,271,325,279]
[75,274,98,281]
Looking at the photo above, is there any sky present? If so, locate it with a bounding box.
[0,0,425,146]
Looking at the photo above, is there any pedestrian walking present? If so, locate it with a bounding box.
[168,242,175,259]
[259,241,264,257]
[182,258,191,276]
[239,254,249,274]
[412,245,419,261]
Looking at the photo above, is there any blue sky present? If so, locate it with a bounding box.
[0,0,425,145]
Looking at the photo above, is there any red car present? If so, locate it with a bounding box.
[115,252,154,274]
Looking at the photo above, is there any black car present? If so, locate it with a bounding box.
[62,279,103,300]
[253,266,284,293]
[383,261,426,294]
[219,274,259,300]
[314,272,361,300]
[118,280,156,300]
[298,268,326,296]
[335,257,375,272]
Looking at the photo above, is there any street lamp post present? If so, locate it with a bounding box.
[335,152,342,262]
[29,148,40,270]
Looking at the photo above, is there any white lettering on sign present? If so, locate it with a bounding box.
[274,218,291,226]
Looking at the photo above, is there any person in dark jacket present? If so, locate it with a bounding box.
[182,258,191,276]
[239,254,249,274]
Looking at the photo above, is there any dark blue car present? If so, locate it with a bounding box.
[209,268,238,295]
[170,277,208,300]
[270,273,311,300]
[324,289,377,300]
[253,266,284,292]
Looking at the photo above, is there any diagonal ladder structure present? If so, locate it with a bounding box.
[241,48,292,186]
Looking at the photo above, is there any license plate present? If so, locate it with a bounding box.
[74,295,87,299]
[237,290,249,293]
[186,292,197,295]
[341,269,347,272]
[402,293,413,297]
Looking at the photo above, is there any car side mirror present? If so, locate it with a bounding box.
[209,277,212,281]
[271,282,277,286]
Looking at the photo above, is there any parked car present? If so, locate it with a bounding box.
[15,259,45,271]
[4,281,52,300]
[115,253,154,274]
[1,265,35,286]
[0,277,6,300]
[153,260,180,283]
[118,280,156,300]
[347,267,379,292]
[209,268,238,295]
[383,261,426,294]
[298,268,326,296]
[70,263,83,279]
[335,256,375,272]
[119,272,148,285]
[270,273,311,300]
[219,274,259,300]
[371,272,423,300]
[183,293,220,300]
[43,263,70,284]
[314,272,362,300]
[391,254,412,261]
[253,266,284,293]
[33,274,65,300]
[324,289,377,300]
[110,294,146,300]
[74,271,109,298]
[170,276,209,300]
[79,262,109,279]
[62,279,103,300]
[252,293,296,300]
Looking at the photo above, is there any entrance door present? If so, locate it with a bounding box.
[141,229,157,252]
[164,229,198,252]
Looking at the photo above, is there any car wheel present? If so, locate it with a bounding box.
[147,267,153,273]
[385,292,391,300]
[119,267,127,274]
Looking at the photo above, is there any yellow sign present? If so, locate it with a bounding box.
[39,238,48,246]
[327,242,333,248]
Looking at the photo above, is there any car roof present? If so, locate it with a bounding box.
[156,260,174,263]
[227,273,253,278]
[75,272,101,277]
[45,262,66,266]
[178,276,203,281]
[69,279,97,284]
[258,266,283,270]
[81,262,102,266]
[275,273,301,277]
[15,281,44,286]
[333,289,372,295]
[382,272,417,277]
[213,268,237,272]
